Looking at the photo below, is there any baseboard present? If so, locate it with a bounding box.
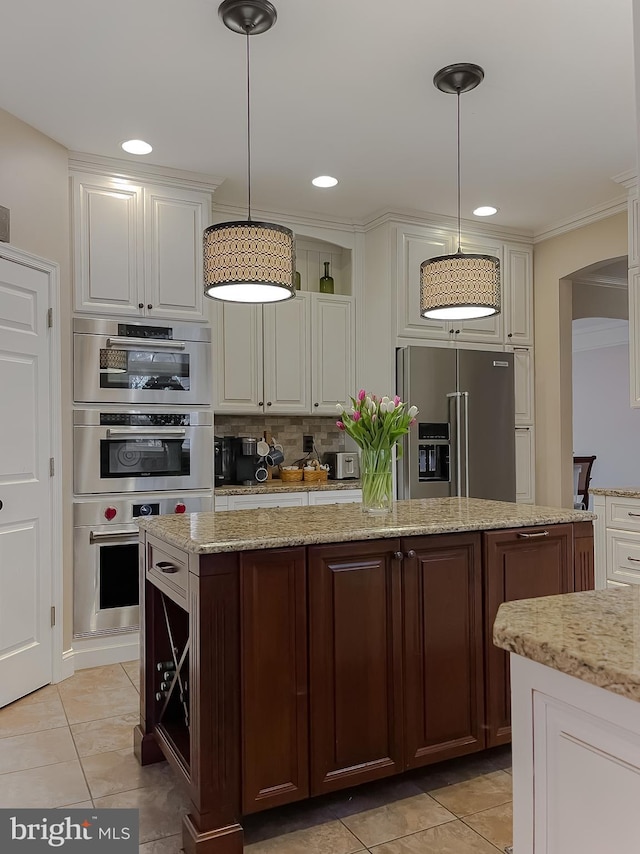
[71,633,140,670]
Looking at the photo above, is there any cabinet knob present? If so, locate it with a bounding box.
[454,329,460,335]
[267,401,272,407]
[393,551,404,561]
[406,549,416,559]
[449,329,454,335]
[138,302,144,309]
[508,332,513,338]
[147,304,153,310]
[258,401,264,407]
[314,402,320,407]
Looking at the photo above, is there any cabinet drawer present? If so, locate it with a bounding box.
[606,498,640,532]
[607,530,640,585]
[146,538,189,606]
[228,493,308,511]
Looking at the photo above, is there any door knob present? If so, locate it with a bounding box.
[508,332,513,338]
[147,304,153,310]
[258,401,264,407]
[138,302,144,309]
[393,551,403,561]
[314,402,319,407]
[406,549,416,558]
[267,401,272,406]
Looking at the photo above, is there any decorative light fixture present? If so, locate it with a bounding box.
[204,0,295,304]
[420,64,500,321]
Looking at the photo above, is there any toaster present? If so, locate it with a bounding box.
[324,451,360,480]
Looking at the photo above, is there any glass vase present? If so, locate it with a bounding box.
[319,260,334,294]
[360,447,393,514]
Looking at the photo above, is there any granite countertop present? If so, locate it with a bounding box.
[215,480,361,496]
[138,496,593,555]
[494,587,640,702]
[591,487,640,498]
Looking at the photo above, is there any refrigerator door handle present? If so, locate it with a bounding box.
[461,391,470,498]
[447,392,462,496]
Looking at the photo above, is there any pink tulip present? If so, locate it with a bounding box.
[336,420,345,430]
[357,389,366,401]
[410,418,417,426]
[352,411,361,421]
[394,395,401,406]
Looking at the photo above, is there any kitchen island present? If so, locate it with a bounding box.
[135,498,594,854]
[494,587,640,854]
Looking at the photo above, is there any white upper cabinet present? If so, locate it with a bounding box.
[263,294,311,414]
[396,227,452,340]
[503,245,533,345]
[214,293,354,415]
[71,173,210,320]
[311,294,355,413]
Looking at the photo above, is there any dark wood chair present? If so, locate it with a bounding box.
[573,455,596,510]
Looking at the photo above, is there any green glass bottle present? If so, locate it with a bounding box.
[319,260,334,294]
[294,270,301,290]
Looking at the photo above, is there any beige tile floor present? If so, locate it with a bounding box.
[0,663,513,853]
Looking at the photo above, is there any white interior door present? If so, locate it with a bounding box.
[0,256,53,706]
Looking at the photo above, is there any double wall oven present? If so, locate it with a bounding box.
[73,318,213,642]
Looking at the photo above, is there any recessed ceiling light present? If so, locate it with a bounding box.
[473,205,498,217]
[121,139,153,155]
[312,175,338,188]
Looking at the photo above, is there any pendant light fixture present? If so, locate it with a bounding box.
[204,0,295,304]
[420,63,500,321]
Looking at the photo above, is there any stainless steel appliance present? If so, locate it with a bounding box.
[73,493,212,638]
[324,451,360,480]
[396,346,515,500]
[73,318,211,406]
[74,409,213,494]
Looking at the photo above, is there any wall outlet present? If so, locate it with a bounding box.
[303,435,314,452]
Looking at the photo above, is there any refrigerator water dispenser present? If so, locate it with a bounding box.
[417,423,450,482]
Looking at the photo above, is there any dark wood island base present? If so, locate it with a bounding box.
[135,501,594,853]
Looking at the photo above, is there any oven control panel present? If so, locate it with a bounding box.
[99,412,191,426]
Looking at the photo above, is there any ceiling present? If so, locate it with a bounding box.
[0,0,636,234]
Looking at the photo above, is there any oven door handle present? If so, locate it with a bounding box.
[89,529,139,544]
[106,336,187,351]
[105,428,187,438]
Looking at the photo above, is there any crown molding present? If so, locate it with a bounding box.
[572,319,629,352]
[533,195,628,243]
[360,207,534,243]
[613,168,638,191]
[572,275,627,289]
[211,201,362,234]
[68,151,225,194]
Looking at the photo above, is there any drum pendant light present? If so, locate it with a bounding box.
[204,0,295,304]
[420,64,500,321]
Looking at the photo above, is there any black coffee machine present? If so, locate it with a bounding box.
[215,436,266,485]
[214,436,238,484]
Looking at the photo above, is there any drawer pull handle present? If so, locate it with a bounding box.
[628,557,640,563]
[155,561,179,574]
[517,531,549,539]
[628,513,640,518]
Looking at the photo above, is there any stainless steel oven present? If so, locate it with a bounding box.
[73,493,211,638]
[73,318,211,406]
[73,409,213,494]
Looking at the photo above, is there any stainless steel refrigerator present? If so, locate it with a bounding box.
[396,346,516,501]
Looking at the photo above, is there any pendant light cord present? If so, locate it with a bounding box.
[246,27,252,222]
[456,88,461,254]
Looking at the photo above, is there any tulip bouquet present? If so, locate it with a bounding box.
[336,390,418,513]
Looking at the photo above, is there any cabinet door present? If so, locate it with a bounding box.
[454,238,504,343]
[510,346,534,424]
[504,245,533,345]
[484,524,574,746]
[144,185,209,321]
[263,293,311,414]
[311,294,355,413]
[240,548,308,812]
[308,539,403,794]
[515,425,535,503]
[403,533,485,768]
[72,174,144,315]
[214,303,264,413]
[396,228,452,339]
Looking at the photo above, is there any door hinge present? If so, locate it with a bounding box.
[50,606,56,627]
[47,307,53,328]
[49,457,55,477]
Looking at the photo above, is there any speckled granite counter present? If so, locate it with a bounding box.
[591,487,640,498]
[138,497,593,554]
[215,480,361,496]
[494,587,640,702]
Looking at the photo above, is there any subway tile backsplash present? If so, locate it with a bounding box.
[214,415,348,465]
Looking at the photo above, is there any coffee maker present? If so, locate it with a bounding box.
[216,436,267,485]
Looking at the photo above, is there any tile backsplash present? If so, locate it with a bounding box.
[214,415,350,465]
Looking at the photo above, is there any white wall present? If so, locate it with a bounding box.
[573,326,640,490]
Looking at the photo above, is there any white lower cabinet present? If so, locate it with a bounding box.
[214,489,361,511]
[594,494,640,588]
[515,425,535,503]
